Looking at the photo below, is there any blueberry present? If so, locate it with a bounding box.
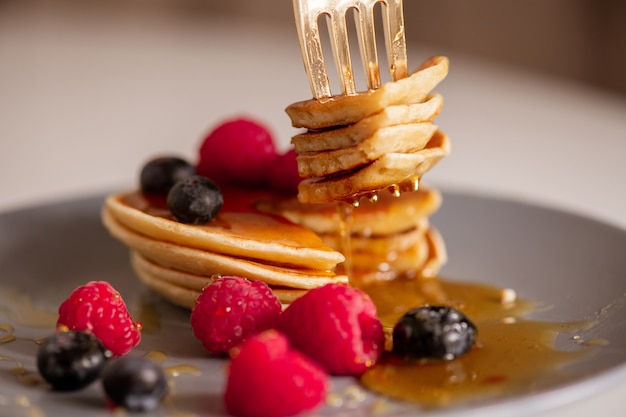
[140,156,196,195]
[101,356,168,412]
[392,305,477,361]
[167,175,223,224]
[36,331,110,391]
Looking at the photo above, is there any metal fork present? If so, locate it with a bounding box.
[293,0,408,99]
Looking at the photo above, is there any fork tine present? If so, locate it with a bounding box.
[293,0,332,99]
[354,1,381,91]
[381,0,408,81]
[327,6,357,96]
[293,0,407,99]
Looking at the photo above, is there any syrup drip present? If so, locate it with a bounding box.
[337,202,354,281]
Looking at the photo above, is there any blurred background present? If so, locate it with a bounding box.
[2,0,625,94]
[206,0,626,96]
[1,0,625,217]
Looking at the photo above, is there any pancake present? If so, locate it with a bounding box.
[102,208,348,289]
[297,130,450,204]
[104,192,344,271]
[130,252,306,308]
[320,220,429,256]
[295,122,437,178]
[291,94,443,153]
[347,231,430,272]
[286,56,449,130]
[255,187,441,236]
[420,227,448,279]
[349,227,448,286]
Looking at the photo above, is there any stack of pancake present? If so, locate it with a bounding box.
[101,56,452,309]
[285,56,451,205]
[255,186,447,286]
[101,185,447,309]
[101,191,348,309]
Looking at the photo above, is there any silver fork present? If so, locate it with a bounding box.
[293,0,408,99]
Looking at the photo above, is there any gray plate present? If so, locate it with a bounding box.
[1,191,626,417]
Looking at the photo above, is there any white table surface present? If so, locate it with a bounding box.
[1,5,626,417]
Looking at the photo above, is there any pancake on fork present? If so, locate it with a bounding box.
[295,122,438,178]
[296,130,450,204]
[291,94,443,153]
[286,56,450,205]
[286,56,449,130]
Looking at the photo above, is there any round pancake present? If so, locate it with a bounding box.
[420,226,448,279]
[291,94,444,153]
[295,122,438,178]
[348,226,448,286]
[104,192,344,271]
[296,130,450,204]
[320,220,429,256]
[130,252,307,307]
[347,231,430,272]
[133,266,199,309]
[102,208,348,289]
[285,56,448,129]
[255,187,441,236]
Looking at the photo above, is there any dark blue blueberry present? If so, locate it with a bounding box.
[392,305,477,361]
[101,356,168,412]
[167,175,223,224]
[140,156,196,195]
[36,331,110,391]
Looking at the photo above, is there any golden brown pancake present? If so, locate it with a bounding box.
[286,56,449,130]
[419,227,448,279]
[291,94,443,153]
[295,122,437,178]
[102,208,348,289]
[104,192,344,271]
[348,227,448,286]
[348,232,430,272]
[130,252,307,308]
[255,187,441,237]
[296,130,450,204]
[320,220,429,256]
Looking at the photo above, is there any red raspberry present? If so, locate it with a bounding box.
[278,284,384,376]
[267,148,301,194]
[190,276,282,355]
[225,330,328,417]
[57,281,141,356]
[197,117,278,188]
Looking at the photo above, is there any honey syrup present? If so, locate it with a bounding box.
[335,188,593,409]
[357,276,590,408]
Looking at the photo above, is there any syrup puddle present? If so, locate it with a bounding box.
[0,289,57,328]
[358,276,594,408]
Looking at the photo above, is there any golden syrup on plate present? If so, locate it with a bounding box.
[357,276,591,408]
[332,187,592,408]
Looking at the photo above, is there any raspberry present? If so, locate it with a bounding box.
[190,276,282,355]
[57,281,141,357]
[267,148,301,194]
[278,283,384,376]
[197,117,278,188]
[225,330,328,417]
